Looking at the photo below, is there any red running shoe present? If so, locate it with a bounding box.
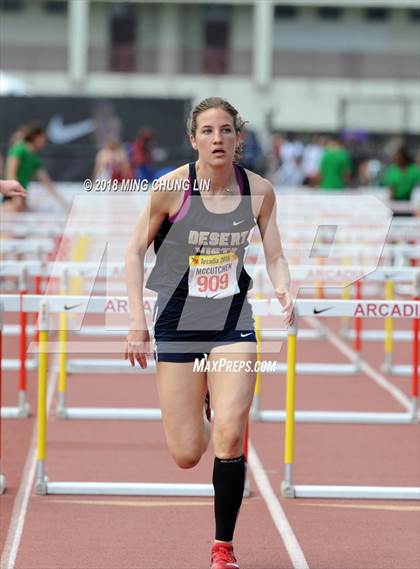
[210,543,239,569]
[205,390,211,422]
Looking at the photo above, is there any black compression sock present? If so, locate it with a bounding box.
[212,454,246,542]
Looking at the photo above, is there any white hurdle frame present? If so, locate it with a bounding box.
[252,268,420,425]
[1,263,419,425]
[280,314,420,501]
[1,294,419,496]
[34,300,215,497]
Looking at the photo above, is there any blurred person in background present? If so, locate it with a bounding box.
[0,125,27,179]
[130,127,157,181]
[279,132,304,169]
[3,123,69,212]
[273,154,305,187]
[93,101,122,147]
[358,157,383,187]
[383,135,404,162]
[319,135,352,190]
[342,130,370,187]
[93,137,132,182]
[240,128,264,174]
[382,145,420,202]
[302,135,325,186]
[266,132,283,179]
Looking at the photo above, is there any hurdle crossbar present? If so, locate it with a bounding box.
[1,295,418,427]
[281,316,420,500]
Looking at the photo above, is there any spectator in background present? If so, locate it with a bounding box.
[130,127,156,181]
[382,145,420,201]
[271,133,283,164]
[93,101,122,147]
[358,158,383,187]
[93,137,132,182]
[4,123,69,212]
[266,133,284,179]
[279,133,304,168]
[0,124,27,178]
[273,155,306,187]
[319,136,352,190]
[341,130,370,187]
[240,129,263,174]
[302,135,325,186]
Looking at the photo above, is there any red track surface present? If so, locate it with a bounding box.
[1,314,419,569]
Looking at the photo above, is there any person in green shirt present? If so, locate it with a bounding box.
[383,146,420,202]
[319,137,352,190]
[4,123,69,212]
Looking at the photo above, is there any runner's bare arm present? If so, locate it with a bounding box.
[0,179,25,198]
[255,178,294,326]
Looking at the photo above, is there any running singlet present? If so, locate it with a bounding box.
[146,163,256,300]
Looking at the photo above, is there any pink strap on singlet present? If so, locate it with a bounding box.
[168,177,192,223]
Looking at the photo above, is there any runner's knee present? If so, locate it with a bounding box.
[213,422,244,459]
[171,449,202,470]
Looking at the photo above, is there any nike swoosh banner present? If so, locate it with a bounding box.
[0,96,190,181]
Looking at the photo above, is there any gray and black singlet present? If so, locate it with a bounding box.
[146,162,257,351]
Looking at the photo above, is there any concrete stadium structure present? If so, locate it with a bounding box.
[1,0,419,137]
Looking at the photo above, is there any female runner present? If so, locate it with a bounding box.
[125,97,293,569]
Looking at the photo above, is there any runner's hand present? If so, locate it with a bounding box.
[275,289,295,328]
[124,328,151,368]
[0,180,25,198]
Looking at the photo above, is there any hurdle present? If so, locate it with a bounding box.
[0,303,6,492]
[340,269,419,344]
[0,268,32,419]
[54,267,162,421]
[3,262,417,424]
[382,272,420,378]
[29,299,213,497]
[258,266,419,379]
[1,295,419,495]
[4,295,420,466]
[0,295,238,496]
[280,305,420,501]
[0,238,55,257]
[32,297,252,497]
[252,295,419,425]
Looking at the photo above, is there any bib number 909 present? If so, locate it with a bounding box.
[189,252,239,299]
[197,273,229,293]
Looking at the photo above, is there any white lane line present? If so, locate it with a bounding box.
[305,316,412,412]
[0,358,58,569]
[248,442,310,569]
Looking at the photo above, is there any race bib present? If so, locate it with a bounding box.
[188,252,239,299]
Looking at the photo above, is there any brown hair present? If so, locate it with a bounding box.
[187,97,246,161]
[23,123,45,143]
